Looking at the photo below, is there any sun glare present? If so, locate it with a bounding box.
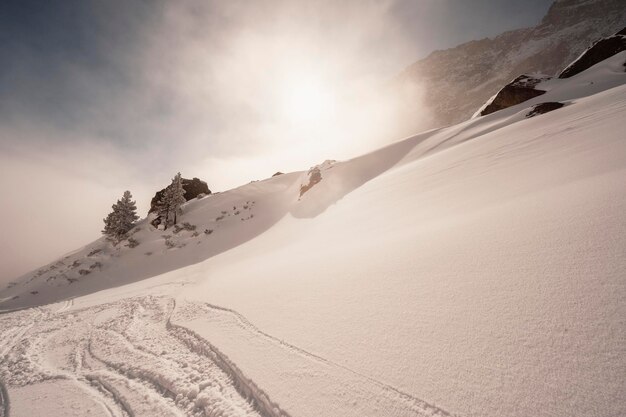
[280,76,335,125]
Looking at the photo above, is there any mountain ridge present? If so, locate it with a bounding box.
[396,0,626,129]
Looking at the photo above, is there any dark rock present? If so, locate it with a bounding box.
[559,27,626,78]
[89,262,102,270]
[479,74,550,116]
[272,172,284,177]
[299,167,322,197]
[149,177,211,214]
[181,178,211,200]
[526,102,565,118]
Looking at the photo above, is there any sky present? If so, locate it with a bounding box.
[0,0,552,281]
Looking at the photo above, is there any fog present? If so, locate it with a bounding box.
[0,0,551,282]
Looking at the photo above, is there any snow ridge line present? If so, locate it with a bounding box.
[84,373,135,417]
[55,372,127,417]
[86,334,182,408]
[0,379,9,417]
[166,300,292,417]
[79,339,135,417]
[56,298,74,313]
[197,301,454,417]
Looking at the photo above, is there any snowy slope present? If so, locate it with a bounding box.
[1,53,626,417]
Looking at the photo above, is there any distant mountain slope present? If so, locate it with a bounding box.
[397,0,626,129]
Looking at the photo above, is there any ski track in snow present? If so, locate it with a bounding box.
[0,296,292,417]
[0,295,454,417]
[55,298,74,313]
[0,378,8,417]
[174,301,453,417]
[0,307,45,417]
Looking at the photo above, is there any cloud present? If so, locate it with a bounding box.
[0,0,437,281]
[0,0,549,280]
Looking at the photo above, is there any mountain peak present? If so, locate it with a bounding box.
[396,0,626,131]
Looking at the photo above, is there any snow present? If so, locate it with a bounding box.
[1,52,626,417]
[9,380,111,417]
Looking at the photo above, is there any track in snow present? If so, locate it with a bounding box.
[0,296,288,417]
[173,301,454,417]
[1,296,454,417]
[55,298,74,313]
[0,379,8,417]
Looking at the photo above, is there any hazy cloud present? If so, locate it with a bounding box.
[0,0,551,281]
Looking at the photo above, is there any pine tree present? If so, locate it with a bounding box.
[102,190,139,240]
[117,191,139,235]
[154,191,171,229]
[154,174,186,229]
[169,172,186,225]
[155,186,173,229]
[102,210,118,237]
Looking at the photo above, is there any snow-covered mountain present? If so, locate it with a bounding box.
[1,36,626,417]
[396,0,626,129]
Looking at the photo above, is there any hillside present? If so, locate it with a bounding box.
[396,0,626,129]
[1,45,626,417]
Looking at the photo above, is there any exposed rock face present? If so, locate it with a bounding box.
[299,167,322,197]
[479,74,549,116]
[272,172,284,177]
[526,102,565,118]
[149,177,211,214]
[180,178,211,201]
[298,161,336,198]
[396,0,626,129]
[475,27,626,117]
[559,27,626,78]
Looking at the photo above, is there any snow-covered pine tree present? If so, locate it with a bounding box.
[116,190,139,235]
[102,210,119,238]
[152,174,185,229]
[155,186,173,229]
[169,172,186,225]
[102,190,139,240]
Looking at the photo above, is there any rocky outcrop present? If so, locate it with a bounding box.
[272,172,284,177]
[526,102,565,118]
[476,27,626,117]
[559,27,626,78]
[479,74,549,116]
[149,177,211,214]
[298,161,336,198]
[299,167,322,197]
[396,0,626,129]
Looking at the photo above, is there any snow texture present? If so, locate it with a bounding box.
[1,51,626,417]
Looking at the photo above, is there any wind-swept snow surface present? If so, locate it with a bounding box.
[1,53,626,417]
